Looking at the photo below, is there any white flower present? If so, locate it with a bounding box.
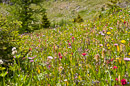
[64,79,67,82]
[12,50,17,55]
[0,59,3,64]
[47,56,53,60]
[12,47,16,51]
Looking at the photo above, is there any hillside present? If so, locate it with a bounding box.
[42,0,130,24]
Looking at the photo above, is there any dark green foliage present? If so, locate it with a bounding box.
[41,12,50,28]
[74,14,84,23]
[9,0,49,33]
[0,15,21,60]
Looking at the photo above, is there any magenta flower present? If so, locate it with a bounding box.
[121,79,127,85]
[113,66,118,70]
[72,36,74,40]
[58,52,61,56]
[68,43,71,46]
[115,78,118,81]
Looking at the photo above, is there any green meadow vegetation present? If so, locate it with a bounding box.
[1,0,130,86]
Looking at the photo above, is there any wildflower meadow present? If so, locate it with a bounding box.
[1,0,130,86]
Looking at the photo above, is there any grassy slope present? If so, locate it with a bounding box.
[42,0,109,23]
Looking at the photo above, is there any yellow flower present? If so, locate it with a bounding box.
[78,75,82,80]
[107,32,111,35]
[128,52,130,55]
[121,40,126,44]
[37,69,40,74]
[116,57,119,60]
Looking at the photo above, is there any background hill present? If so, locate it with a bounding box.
[42,0,130,24]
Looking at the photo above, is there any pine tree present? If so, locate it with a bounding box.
[41,12,50,28]
[9,0,49,33]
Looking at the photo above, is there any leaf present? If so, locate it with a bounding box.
[0,71,8,77]
[0,67,6,70]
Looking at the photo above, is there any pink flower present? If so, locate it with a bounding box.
[72,36,74,40]
[124,58,130,61]
[59,56,62,59]
[68,43,71,46]
[114,43,118,46]
[28,57,35,60]
[30,60,34,62]
[121,79,127,85]
[99,44,103,47]
[48,65,51,68]
[82,53,86,56]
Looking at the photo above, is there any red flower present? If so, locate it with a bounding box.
[82,53,86,56]
[121,79,127,85]
[71,53,73,55]
[72,36,74,40]
[113,66,118,70]
[39,40,41,42]
[124,21,126,24]
[59,56,62,59]
[29,48,32,51]
[106,60,110,64]
[111,58,114,62]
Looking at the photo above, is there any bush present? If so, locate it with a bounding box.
[74,14,84,23]
[0,15,21,62]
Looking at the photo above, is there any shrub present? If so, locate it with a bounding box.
[0,15,21,62]
[74,14,84,23]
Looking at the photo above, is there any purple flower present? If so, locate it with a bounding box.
[99,31,105,36]
[109,27,113,29]
[124,58,130,61]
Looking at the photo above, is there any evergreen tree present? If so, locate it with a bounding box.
[41,12,50,28]
[9,0,49,33]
